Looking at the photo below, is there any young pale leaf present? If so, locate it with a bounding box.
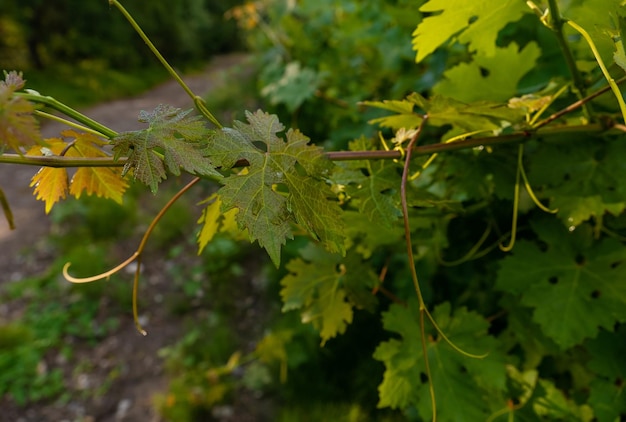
[0,71,43,152]
[112,105,221,193]
[365,93,526,134]
[212,110,344,266]
[412,0,530,62]
[496,219,626,349]
[27,140,68,213]
[374,301,506,420]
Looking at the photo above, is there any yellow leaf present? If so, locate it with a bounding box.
[69,167,127,203]
[197,193,222,254]
[27,138,68,213]
[30,167,69,214]
[62,130,128,203]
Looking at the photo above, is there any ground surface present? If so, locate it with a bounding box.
[0,53,271,422]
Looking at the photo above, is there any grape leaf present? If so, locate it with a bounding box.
[365,93,526,134]
[27,139,68,213]
[332,137,403,227]
[280,244,353,345]
[0,71,43,153]
[586,327,626,422]
[496,219,626,349]
[433,43,541,103]
[27,131,128,212]
[62,131,128,203]
[374,301,506,421]
[528,139,626,227]
[211,110,345,266]
[412,0,530,62]
[112,105,221,193]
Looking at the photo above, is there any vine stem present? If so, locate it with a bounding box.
[109,0,222,129]
[64,176,201,335]
[545,0,589,110]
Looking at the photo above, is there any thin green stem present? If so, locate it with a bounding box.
[16,92,118,139]
[64,176,201,335]
[109,0,222,129]
[567,20,626,124]
[33,110,110,138]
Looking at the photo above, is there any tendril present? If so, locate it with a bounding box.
[400,116,488,421]
[63,177,201,335]
[500,144,523,252]
[519,157,558,214]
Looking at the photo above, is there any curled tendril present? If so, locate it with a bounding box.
[63,177,200,336]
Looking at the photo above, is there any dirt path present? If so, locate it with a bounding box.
[0,53,252,422]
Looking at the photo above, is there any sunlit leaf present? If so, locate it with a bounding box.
[27,139,68,213]
[412,0,530,62]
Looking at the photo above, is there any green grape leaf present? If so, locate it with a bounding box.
[586,327,626,422]
[280,244,354,345]
[412,0,530,62]
[112,105,221,193]
[374,301,506,421]
[365,93,526,134]
[433,43,541,103]
[332,137,403,227]
[496,219,626,349]
[212,110,345,266]
[260,61,325,112]
[528,139,626,227]
[342,210,404,259]
[0,71,43,153]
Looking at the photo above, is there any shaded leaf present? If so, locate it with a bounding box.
[280,244,353,345]
[332,137,403,227]
[374,301,506,420]
[496,219,626,349]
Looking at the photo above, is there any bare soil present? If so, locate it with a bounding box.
[0,53,271,422]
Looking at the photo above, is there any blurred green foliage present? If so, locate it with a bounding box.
[237,0,441,148]
[0,0,244,70]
